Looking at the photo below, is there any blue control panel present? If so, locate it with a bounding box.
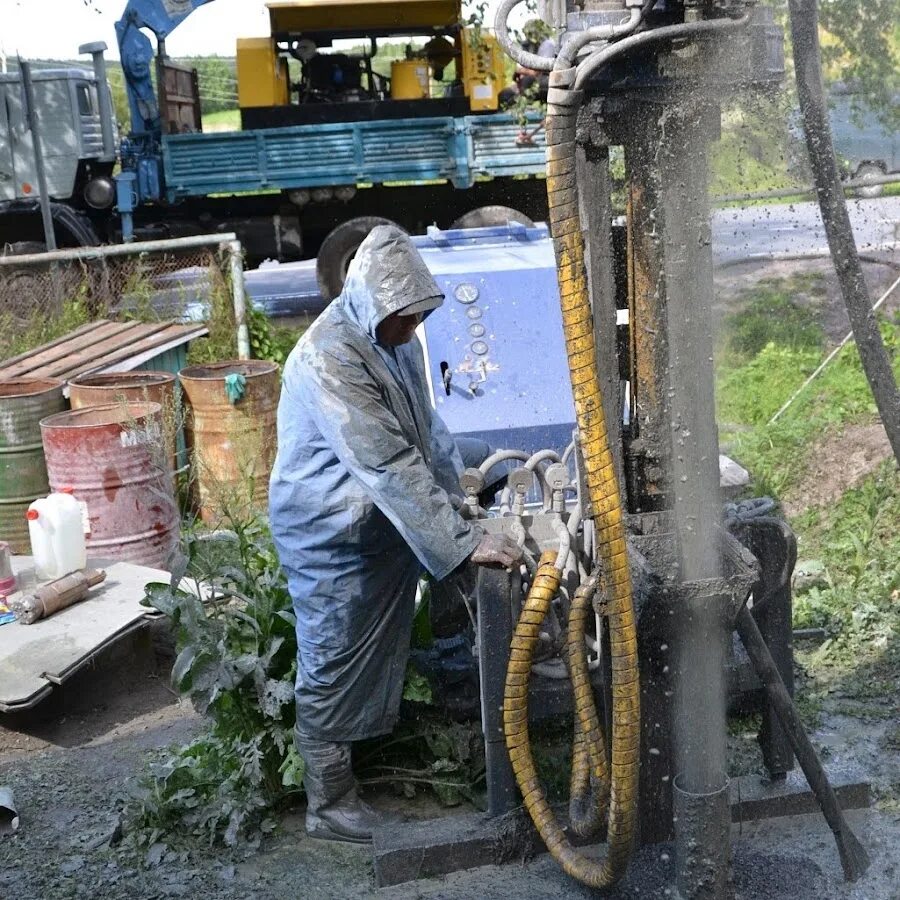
[415,224,576,455]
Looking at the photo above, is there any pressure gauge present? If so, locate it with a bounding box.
[468,323,486,338]
[454,282,479,304]
[465,306,483,320]
[471,340,489,356]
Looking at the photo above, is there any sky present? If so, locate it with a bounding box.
[0,0,514,62]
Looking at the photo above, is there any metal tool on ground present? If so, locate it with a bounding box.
[9,568,107,625]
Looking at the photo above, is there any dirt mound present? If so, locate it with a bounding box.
[783,420,893,517]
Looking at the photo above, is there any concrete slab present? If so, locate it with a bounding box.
[373,766,870,888]
[0,556,167,712]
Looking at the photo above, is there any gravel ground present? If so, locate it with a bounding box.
[0,621,898,900]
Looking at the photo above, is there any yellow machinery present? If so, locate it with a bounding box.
[266,0,461,33]
[235,0,510,114]
[236,37,290,108]
[459,32,507,112]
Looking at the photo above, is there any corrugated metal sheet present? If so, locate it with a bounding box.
[0,320,208,384]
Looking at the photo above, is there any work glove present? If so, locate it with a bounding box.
[469,533,523,570]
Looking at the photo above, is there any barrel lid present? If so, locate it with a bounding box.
[39,401,162,429]
[68,371,175,389]
[0,378,65,399]
[179,361,279,382]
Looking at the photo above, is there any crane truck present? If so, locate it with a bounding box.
[0,0,548,297]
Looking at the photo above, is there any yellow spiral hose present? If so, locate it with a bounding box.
[502,65,641,889]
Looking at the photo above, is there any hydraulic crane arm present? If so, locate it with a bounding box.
[115,0,216,136]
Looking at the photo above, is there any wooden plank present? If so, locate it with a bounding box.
[0,321,137,379]
[64,323,205,379]
[103,325,209,373]
[42,322,172,380]
[0,320,102,371]
[0,320,125,378]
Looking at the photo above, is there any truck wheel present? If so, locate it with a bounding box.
[450,206,535,230]
[317,216,402,301]
[854,163,885,199]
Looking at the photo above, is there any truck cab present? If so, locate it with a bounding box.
[0,63,117,248]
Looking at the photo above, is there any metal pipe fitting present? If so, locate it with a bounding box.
[494,0,559,71]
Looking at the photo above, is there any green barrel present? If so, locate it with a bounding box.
[0,379,66,553]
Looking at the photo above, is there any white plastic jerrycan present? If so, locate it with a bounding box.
[26,490,87,581]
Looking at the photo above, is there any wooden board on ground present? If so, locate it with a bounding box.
[0,557,169,712]
[0,319,208,384]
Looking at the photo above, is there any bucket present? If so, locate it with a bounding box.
[68,371,179,471]
[40,402,179,570]
[0,379,66,553]
[179,361,280,525]
[391,59,430,100]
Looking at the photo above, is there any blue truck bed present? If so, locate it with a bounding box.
[161,113,546,200]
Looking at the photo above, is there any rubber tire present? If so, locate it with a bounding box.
[316,216,401,301]
[853,163,885,199]
[450,205,536,230]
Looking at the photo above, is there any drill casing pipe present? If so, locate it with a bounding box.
[10,568,107,624]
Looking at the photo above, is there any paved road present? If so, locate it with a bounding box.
[245,197,900,317]
[712,196,900,266]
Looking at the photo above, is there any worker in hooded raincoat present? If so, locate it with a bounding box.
[270,225,521,844]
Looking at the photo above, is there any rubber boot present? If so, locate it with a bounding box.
[294,728,398,844]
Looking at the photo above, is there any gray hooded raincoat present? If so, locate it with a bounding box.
[269,226,484,742]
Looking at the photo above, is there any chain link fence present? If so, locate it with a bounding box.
[0,235,248,364]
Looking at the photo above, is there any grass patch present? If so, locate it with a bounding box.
[716,273,899,735]
[202,108,240,131]
[791,464,900,718]
[716,275,898,496]
[722,275,826,359]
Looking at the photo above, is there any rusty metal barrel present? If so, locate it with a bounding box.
[179,361,280,524]
[68,371,179,471]
[0,379,66,553]
[40,402,179,570]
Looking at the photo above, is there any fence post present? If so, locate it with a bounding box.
[228,240,251,360]
[20,61,57,252]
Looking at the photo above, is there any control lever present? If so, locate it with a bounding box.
[440,361,452,395]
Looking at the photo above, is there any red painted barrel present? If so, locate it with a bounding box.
[40,402,179,570]
[67,371,178,472]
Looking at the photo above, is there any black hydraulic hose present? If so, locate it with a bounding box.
[788,0,900,464]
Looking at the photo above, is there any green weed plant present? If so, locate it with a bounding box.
[130,521,303,848]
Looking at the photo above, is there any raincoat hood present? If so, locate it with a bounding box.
[339,225,445,341]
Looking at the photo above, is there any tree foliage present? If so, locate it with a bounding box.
[817,0,899,129]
